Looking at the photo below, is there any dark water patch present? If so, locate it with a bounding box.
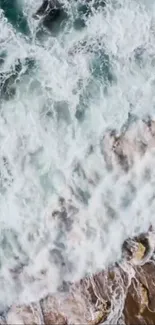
[133,46,146,67]
[0,57,36,100]
[75,76,102,122]
[73,2,91,30]
[0,229,28,269]
[71,163,91,205]
[0,0,30,35]
[120,182,137,209]
[33,0,68,38]
[0,51,7,68]
[0,60,22,100]
[39,9,67,35]
[34,0,107,36]
[0,157,13,194]
[75,97,88,122]
[120,112,138,135]
[54,101,71,124]
[74,0,107,30]
[91,50,114,84]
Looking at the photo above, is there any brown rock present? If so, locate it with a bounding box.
[135,263,155,311]
[7,303,43,325]
[123,278,149,325]
[41,296,67,325]
[1,231,155,325]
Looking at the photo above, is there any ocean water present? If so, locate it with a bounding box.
[0,0,155,312]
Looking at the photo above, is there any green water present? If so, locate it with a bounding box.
[0,0,29,35]
[0,0,113,105]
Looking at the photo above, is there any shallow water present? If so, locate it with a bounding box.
[0,0,155,311]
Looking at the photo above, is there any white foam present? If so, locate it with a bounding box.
[0,0,155,310]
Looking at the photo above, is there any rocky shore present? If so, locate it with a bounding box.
[0,228,154,325]
[0,1,155,324]
[1,116,155,325]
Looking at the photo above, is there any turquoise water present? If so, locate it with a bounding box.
[0,0,29,34]
[0,1,113,104]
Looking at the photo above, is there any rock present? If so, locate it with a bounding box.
[135,263,155,312]
[1,116,155,324]
[101,117,155,172]
[40,296,67,325]
[7,303,43,325]
[4,229,155,324]
[131,242,146,263]
[123,278,149,325]
[123,263,155,325]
